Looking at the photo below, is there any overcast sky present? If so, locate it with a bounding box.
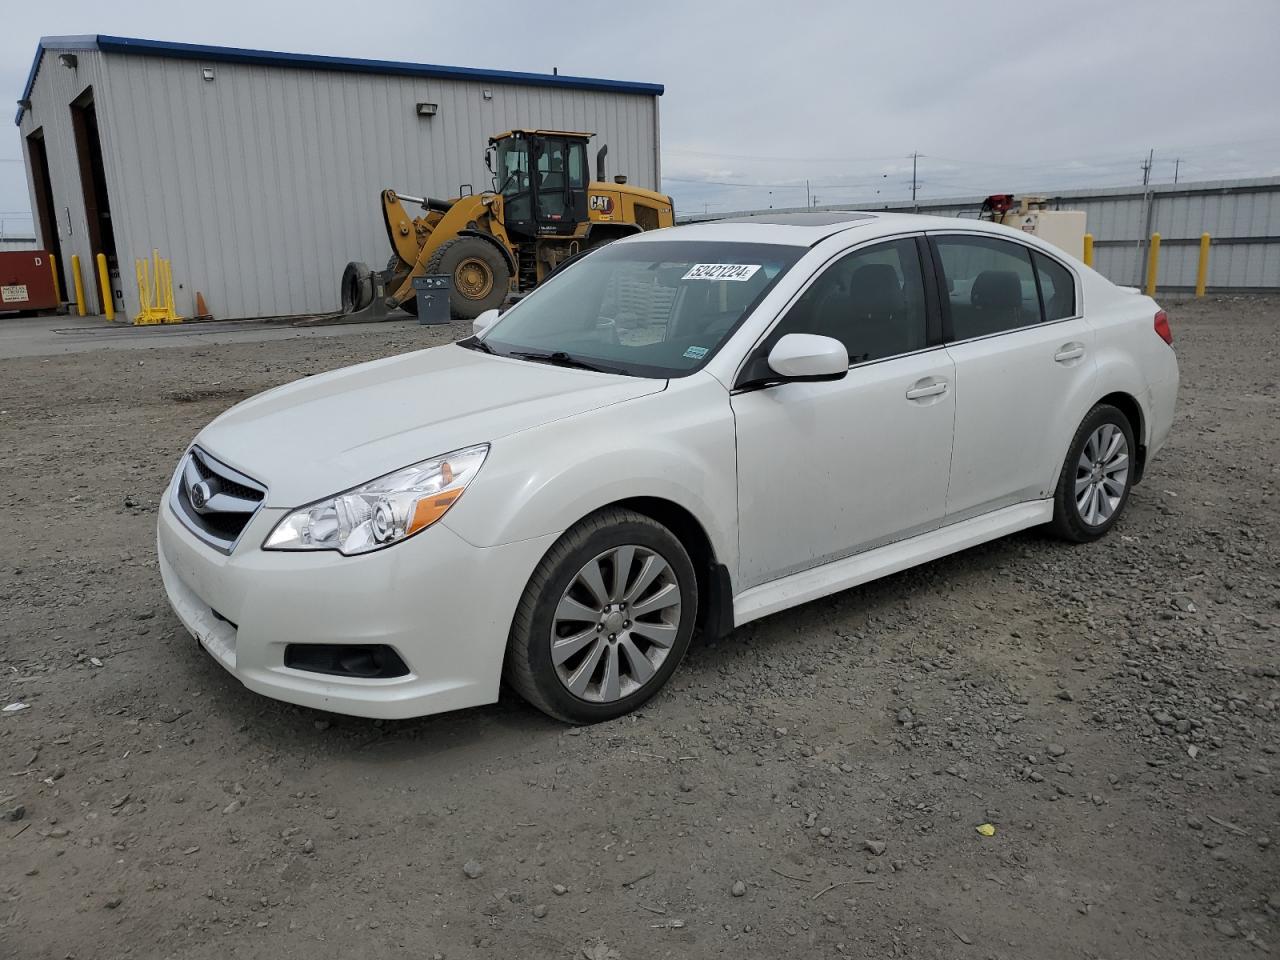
[2,0,1278,235]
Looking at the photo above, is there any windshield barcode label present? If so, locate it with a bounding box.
[682,264,761,282]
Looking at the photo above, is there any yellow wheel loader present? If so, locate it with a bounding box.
[340,130,674,321]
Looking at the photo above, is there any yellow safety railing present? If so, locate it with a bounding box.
[133,249,183,325]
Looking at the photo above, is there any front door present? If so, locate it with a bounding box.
[930,232,1097,520]
[533,137,588,233]
[732,237,955,589]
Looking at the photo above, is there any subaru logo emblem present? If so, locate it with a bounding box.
[190,480,214,510]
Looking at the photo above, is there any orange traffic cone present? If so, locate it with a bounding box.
[194,291,213,321]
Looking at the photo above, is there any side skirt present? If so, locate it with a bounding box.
[732,500,1053,626]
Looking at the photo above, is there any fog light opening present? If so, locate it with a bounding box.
[283,644,410,679]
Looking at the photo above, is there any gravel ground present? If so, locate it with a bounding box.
[1,297,1277,959]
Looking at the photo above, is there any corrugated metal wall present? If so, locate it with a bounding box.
[683,178,1280,292]
[21,49,659,320]
[17,46,115,311]
[0,237,39,251]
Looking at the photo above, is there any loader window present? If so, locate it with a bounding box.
[567,143,586,188]
[537,139,568,222]
[471,240,804,378]
[495,138,531,224]
[496,139,529,196]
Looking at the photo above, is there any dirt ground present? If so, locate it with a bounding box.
[1,297,1277,960]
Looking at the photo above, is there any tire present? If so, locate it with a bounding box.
[339,261,373,313]
[1050,403,1136,543]
[504,508,699,724]
[425,237,511,321]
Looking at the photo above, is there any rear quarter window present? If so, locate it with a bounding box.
[1032,251,1077,320]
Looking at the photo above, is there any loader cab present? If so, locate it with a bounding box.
[490,130,590,240]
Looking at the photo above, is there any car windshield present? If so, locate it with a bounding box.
[471,240,804,378]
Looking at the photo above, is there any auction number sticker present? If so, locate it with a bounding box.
[682,263,761,282]
[1,284,28,303]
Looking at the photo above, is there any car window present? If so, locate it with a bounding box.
[477,240,804,378]
[1033,250,1076,320]
[770,238,928,364]
[935,235,1039,340]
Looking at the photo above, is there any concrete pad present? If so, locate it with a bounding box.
[0,312,422,360]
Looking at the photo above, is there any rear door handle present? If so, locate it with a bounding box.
[1054,343,1085,362]
[905,378,948,400]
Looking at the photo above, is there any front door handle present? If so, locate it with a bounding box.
[1054,343,1085,363]
[905,378,948,401]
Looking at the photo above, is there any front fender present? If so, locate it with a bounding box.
[442,373,739,577]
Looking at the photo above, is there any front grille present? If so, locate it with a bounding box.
[170,446,267,553]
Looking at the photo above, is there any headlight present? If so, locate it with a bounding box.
[263,444,489,555]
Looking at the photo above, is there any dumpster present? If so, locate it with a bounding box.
[0,250,60,313]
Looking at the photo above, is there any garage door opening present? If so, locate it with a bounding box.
[70,87,116,314]
[25,128,65,299]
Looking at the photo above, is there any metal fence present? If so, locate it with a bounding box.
[679,176,1280,293]
[0,235,38,252]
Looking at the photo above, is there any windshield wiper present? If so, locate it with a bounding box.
[508,350,624,375]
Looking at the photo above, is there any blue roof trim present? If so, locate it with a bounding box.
[16,34,663,125]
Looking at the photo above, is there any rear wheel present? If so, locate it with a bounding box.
[504,509,698,724]
[425,237,511,320]
[1050,403,1136,542]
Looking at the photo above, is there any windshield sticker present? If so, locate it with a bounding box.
[683,345,709,360]
[682,263,762,282]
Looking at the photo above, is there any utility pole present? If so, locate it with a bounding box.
[806,179,811,208]
[1137,147,1156,286]
[1173,158,1181,184]
[910,152,919,207]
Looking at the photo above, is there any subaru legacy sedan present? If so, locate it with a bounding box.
[158,212,1177,723]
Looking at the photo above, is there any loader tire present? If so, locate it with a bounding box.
[426,237,510,321]
[339,261,374,313]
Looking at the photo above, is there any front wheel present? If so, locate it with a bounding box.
[1050,403,1136,542]
[504,509,698,724]
[425,237,511,321]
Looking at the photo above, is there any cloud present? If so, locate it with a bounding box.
[2,0,1278,226]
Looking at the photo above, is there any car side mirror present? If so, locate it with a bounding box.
[472,308,500,337]
[766,333,849,382]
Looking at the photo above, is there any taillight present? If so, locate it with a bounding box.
[1154,310,1173,346]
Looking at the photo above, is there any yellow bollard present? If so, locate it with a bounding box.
[96,253,115,321]
[49,254,62,302]
[70,254,86,317]
[1082,233,1094,267]
[1195,233,1210,298]
[1145,232,1161,297]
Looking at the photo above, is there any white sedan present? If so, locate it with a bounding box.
[158,212,1178,723]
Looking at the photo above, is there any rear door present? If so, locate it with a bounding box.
[930,232,1095,520]
[731,236,955,589]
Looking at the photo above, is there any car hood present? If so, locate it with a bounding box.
[195,344,664,506]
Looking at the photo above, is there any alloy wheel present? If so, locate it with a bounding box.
[550,545,682,703]
[1075,423,1130,525]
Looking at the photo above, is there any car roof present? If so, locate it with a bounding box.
[624,211,1046,247]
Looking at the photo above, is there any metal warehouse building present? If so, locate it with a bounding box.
[16,35,663,319]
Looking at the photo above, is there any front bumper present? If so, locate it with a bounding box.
[157,496,557,719]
